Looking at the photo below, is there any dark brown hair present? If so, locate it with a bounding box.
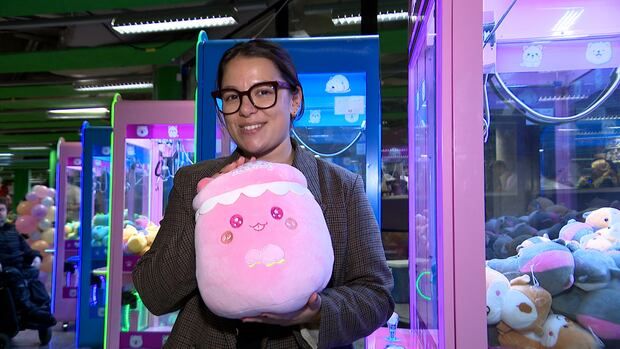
[215,39,305,124]
[0,196,9,209]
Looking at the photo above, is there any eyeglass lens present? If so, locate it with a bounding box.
[216,83,278,114]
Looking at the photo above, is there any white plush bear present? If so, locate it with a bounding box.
[586,42,612,65]
[325,74,351,93]
[521,45,543,68]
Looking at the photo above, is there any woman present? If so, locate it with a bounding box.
[133,39,394,349]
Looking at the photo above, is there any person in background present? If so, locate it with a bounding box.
[0,197,56,326]
[577,158,619,189]
[133,39,394,349]
[492,160,517,192]
[0,179,13,210]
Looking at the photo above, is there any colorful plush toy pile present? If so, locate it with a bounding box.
[14,184,57,273]
[121,212,159,256]
[486,198,620,348]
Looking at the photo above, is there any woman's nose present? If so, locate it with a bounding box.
[239,95,257,117]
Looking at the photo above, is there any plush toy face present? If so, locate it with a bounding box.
[584,207,620,230]
[193,161,334,318]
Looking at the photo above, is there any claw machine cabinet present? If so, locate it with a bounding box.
[367,0,486,347]
[482,0,620,347]
[104,99,195,349]
[52,138,83,329]
[196,33,382,219]
[77,122,112,348]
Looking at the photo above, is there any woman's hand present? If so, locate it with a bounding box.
[241,292,321,326]
[213,156,256,179]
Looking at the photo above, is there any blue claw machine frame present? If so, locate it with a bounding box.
[77,122,113,348]
[104,98,195,349]
[52,138,82,329]
[195,33,382,221]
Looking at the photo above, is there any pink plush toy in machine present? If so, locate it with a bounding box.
[192,160,334,319]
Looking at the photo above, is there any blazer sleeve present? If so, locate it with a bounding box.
[317,175,395,348]
[132,167,198,315]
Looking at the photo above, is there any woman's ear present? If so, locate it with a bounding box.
[290,86,302,116]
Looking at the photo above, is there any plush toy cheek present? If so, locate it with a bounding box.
[285,218,298,230]
[221,231,233,244]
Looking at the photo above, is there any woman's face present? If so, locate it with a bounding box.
[220,56,301,161]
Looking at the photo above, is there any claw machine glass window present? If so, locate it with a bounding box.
[52,139,82,327]
[483,0,620,347]
[410,2,439,347]
[77,123,112,348]
[105,100,195,349]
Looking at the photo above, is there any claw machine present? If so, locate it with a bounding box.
[52,138,83,330]
[104,98,195,349]
[482,0,620,348]
[77,122,112,348]
[196,33,382,219]
[369,0,487,347]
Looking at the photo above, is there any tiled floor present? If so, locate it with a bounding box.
[9,323,78,349]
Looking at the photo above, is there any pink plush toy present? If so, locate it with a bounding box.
[192,160,334,319]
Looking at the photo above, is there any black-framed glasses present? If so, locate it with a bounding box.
[211,81,293,115]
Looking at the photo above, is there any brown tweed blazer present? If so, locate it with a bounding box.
[133,140,394,349]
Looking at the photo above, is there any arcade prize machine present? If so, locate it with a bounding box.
[104,99,195,349]
[366,0,487,347]
[482,0,620,347]
[196,33,381,218]
[77,122,112,348]
[52,138,83,330]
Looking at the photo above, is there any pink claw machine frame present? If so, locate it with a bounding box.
[367,0,486,348]
[104,99,195,349]
[52,138,83,327]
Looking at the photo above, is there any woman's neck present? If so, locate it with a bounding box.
[243,139,294,165]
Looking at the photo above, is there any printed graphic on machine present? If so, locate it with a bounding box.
[296,72,367,128]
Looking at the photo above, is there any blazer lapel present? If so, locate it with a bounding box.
[291,140,324,211]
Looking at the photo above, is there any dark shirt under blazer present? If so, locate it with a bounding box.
[133,141,395,348]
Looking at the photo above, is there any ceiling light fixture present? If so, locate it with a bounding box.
[47,107,110,120]
[111,16,237,34]
[49,107,109,115]
[332,10,408,26]
[74,81,153,92]
[7,146,49,151]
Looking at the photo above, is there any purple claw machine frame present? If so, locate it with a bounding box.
[104,99,195,349]
[52,138,82,327]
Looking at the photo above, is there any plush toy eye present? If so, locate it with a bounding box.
[271,206,284,220]
[230,214,243,228]
[221,231,233,244]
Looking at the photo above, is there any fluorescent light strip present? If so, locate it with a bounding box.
[332,10,408,26]
[112,16,237,34]
[8,146,49,151]
[0,153,14,157]
[551,8,584,34]
[75,82,153,92]
[48,107,109,115]
[48,115,109,120]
